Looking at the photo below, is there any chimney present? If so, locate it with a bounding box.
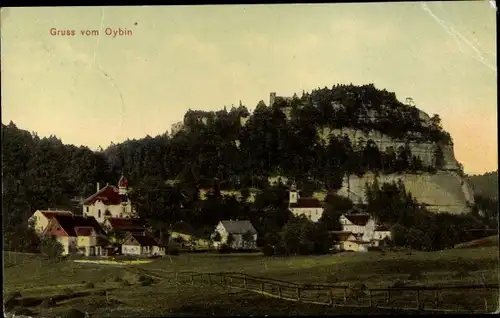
[97,182,100,192]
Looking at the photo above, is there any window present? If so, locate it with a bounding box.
[98,210,101,218]
[122,206,126,214]
[86,207,89,213]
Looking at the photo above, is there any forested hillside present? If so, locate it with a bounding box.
[3,83,484,253]
[467,171,498,200]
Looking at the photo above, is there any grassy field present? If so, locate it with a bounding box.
[4,246,499,317]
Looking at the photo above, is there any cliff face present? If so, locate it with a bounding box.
[313,111,473,214]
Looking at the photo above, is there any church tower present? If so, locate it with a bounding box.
[289,182,298,204]
[118,173,129,203]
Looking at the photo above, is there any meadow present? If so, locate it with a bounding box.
[4,246,499,317]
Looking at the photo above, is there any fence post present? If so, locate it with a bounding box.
[208,273,212,286]
[244,276,247,290]
[434,290,439,308]
[223,274,227,287]
[329,288,333,306]
[190,274,194,286]
[278,286,282,298]
[484,298,488,312]
[369,290,373,307]
[415,290,420,310]
[386,290,391,304]
[261,281,265,294]
[297,287,301,301]
[343,287,347,303]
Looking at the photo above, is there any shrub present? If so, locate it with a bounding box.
[84,282,95,289]
[167,242,180,255]
[40,236,64,261]
[140,276,154,286]
[274,244,288,256]
[218,244,231,254]
[393,280,406,287]
[14,308,35,316]
[61,308,87,318]
[4,291,22,312]
[261,244,274,256]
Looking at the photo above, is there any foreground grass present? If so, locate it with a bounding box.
[3,246,499,317]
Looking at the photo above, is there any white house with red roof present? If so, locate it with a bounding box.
[288,183,324,222]
[29,209,74,234]
[82,174,135,224]
[334,213,392,250]
[42,214,108,256]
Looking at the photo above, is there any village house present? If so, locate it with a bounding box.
[330,231,370,252]
[332,213,393,251]
[28,209,74,234]
[288,183,324,222]
[121,233,165,256]
[42,214,108,256]
[212,220,258,250]
[82,174,135,224]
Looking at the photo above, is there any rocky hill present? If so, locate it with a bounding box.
[170,84,473,214]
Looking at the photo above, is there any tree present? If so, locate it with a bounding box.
[40,235,64,261]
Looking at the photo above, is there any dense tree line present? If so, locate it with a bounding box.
[365,179,492,251]
[2,83,454,252]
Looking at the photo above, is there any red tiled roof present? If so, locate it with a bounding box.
[50,215,106,237]
[40,210,73,219]
[75,227,94,236]
[289,198,323,208]
[107,218,145,231]
[118,175,129,188]
[344,214,371,226]
[83,185,122,205]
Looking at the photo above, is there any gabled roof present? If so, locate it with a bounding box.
[38,210,73,218]
[343,214,371,226]
[171,221,199,237]
[126,233,162,247]
[75,227,94,236]
[289,197,323,208]
[83,185,122,205]
[106,217,145,232]
[50,215,106,237]
[219,220,257,234]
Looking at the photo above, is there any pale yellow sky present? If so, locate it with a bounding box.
[1,3,497,174]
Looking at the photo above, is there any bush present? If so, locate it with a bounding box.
[61,308,87,318]
[167,242,180,255]
[40,236,64,261]
[4,291,22,312]
[274,244,288,256]
[218,244,231,254]
[261,244,274,256]
[393,280,406,287]
[140,276,154,286]
[84,282,95,289]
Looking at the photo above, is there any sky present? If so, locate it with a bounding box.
[1,3,497,175]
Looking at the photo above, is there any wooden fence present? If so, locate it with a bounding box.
[133,268,499,314]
